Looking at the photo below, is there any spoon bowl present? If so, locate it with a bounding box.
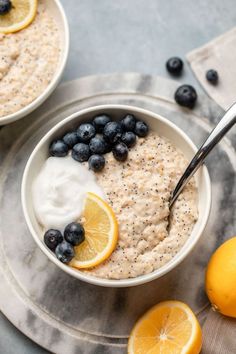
[170,102,236,208]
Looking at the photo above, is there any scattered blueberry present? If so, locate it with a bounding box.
[112,143,128,162]
[206,69,218,85]
[174,84,197,109]
[64,222,85,246]
[77,123,96,143]
[63,131,80,148]
[103,122,122,144]
[44,229,63,251]
[0,0,12,15]
[55,241,75,263]
[134,121,149,137]
[166,57,183,75]
[93,114,111,133]
[72,143,90,162]
[88,154,105,172]
[89,136,107,154]
[121,114,136,132]
[49,140,69,157]
[121,131,136,148]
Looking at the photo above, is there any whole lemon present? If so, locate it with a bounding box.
[206,237,236,318]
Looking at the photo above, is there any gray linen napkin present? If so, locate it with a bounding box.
[187,27,236,110]
[202,309,236,354]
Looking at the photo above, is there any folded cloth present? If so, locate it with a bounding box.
[187,27,236,111]
[202,308,236,354]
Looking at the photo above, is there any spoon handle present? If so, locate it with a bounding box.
[170,102,236,207]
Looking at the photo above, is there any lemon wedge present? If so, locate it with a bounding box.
[70,192,118,269]
[0,0,37,34]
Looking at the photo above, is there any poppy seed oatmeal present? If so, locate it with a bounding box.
[87,132,198,279]
[35,114,198,279]
[0,1,61,118]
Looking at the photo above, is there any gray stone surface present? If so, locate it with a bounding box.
[60,0,236,89]
[0,0,236,353]
[0,73,235,354]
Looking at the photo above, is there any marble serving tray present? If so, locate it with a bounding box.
[0,73,236,354]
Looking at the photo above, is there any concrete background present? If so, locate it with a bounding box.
[1,0,235,353]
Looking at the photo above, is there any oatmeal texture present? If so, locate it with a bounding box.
[0,2,61,118]
[87,132,198,279]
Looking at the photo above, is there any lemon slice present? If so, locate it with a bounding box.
[70,192,118,269]
[0,0,37,34]
[128,301,202,354]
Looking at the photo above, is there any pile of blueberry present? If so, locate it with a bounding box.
[166,56,219,109]
[49,113,149,172]
[44,222,85,263]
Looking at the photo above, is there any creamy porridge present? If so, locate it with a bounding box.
[88,132,198,279]
[33,127,198,280]
[0,1,61,118]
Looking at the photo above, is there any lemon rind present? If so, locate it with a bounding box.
[70,192,119,269]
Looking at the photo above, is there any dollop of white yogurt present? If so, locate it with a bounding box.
[32,156,105,230]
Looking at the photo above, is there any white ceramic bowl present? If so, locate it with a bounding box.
[0,0,69,126]
[22,105,211,287]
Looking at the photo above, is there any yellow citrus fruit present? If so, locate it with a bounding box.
[70,192,118,269]
[206,236,236,318]
[128,300,202,354]
[0,0,37,34]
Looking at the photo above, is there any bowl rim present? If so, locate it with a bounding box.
[0,0,70,126]
[21,104,212,287]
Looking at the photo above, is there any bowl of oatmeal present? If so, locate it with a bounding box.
[0,0,69,125]
[21,105,211,287]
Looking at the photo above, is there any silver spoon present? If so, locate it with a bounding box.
[169,102,236,208]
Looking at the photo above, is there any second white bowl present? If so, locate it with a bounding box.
[0,0,69,126]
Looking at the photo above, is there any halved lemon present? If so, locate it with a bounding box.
[128,301,202,354]
[70,192,118,269]
[0,0,37,34]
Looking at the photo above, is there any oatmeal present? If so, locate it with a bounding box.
[0,1,61,118]
[88,132,198,279]
[33,116,198,280]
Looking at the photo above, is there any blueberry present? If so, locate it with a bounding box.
[103,138,112,153]
[174,84,197,109]
[49,140,69,157]
[88,154,105,172]
[0,0,12,15]
[206,69,218,85]
[89,136,107,154]
[121,132,136,148]
[166,57,183,75]
[44,229,63,251]
[112,143,128,162]
[93,114,111,133]
[121,114,136,132]
[63,131,79,148]
[134,121,149,137]
[72,143,90,162]
[55,241,75,263]
[92,136,112,154]
[103,122,122,144]
[64,222,85,246]
[77,123,96,143]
